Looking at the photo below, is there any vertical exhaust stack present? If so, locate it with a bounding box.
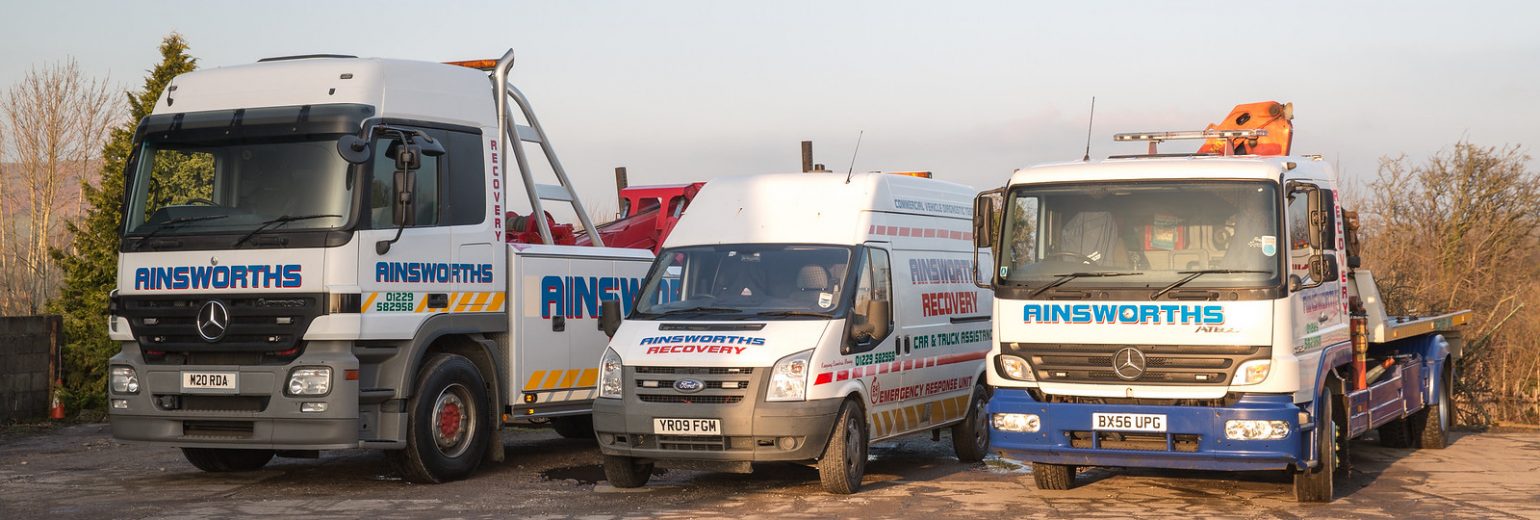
[801,141,814,173]
[614,167,628,217]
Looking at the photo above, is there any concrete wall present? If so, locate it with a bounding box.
[0,316,60,422]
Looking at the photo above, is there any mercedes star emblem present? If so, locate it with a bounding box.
[1112,347,1147,381]
[196,300,230,342]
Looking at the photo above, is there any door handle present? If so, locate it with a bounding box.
[427,293,449,308]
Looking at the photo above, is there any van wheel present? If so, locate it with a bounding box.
[182,448,274,472]
[1293,390,1338,502]
[817,400,868,494]
[551,415,595,440]
[1031,462,1075,490]
[951,383,990,462]
[1409,364,1452,449]
[602,455,654,488]
[389,354,490,483]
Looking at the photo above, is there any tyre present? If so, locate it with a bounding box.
[551,415,595,440]
[1376,418,1413,448]
[951,383,990,462]
[817,400,868,494]
[1293,390,1338,502]
[1031,462,1075,490]
[602,454,654,488]
[1409,364,1452,449]
[389,354,491,483]
[181,448,275,472]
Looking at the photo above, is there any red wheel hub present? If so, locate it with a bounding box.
[437,401,462,439]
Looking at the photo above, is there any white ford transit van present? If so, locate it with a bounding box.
[592,171,994,493]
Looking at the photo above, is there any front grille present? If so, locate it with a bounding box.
[120,293,324,354]
[1008,343,1269,386]
[182,420,255,438]
[169,395,269,413]
[638,394,744,404]
[657,435,727,451]
[634,366,754,375]
[1067,431,1201,452]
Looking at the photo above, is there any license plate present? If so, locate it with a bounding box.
[181,371,238,393]
[653,418,721,435]
[1092,412,1166,432]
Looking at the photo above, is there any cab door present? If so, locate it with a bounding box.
[358,127,453,336]
[843,246,905,440]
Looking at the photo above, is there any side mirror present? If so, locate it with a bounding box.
[392,169,416,226]
[337,135,371,164]
[1309,253,1338,284]
[599,300,623,338]
[973,194,996,249]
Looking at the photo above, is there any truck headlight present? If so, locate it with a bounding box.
[993,413,1040,432]
[599,348,623,399]
[1224,419,1291,440]
[766,349,812,402]
[999,354,1036,381]
[110,366,139,394]
[286,367,332,396]
[1235,359,1271,385]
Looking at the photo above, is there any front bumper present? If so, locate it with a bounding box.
[988,389,1312,472]
[593,393,843,464]
[107,341,360,450]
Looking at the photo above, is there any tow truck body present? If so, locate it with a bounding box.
[105,50,691,482]
[973,102,1470,501]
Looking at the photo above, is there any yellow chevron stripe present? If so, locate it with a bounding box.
[468,292,491,312]
[905,405,920,427]
[541,370,564,389]
[577,368,598,387]
[942,398,958,422]
[558,369,579,388]
[414,294,430,313]
[524,371,546,391]
[487,292,506,312]
[362,292,379,311]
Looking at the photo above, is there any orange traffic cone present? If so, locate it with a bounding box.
[49,382,66,420]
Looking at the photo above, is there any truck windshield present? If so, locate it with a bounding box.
[998,180,1282,291]
[633,244,855,320]
[122,104,375,244]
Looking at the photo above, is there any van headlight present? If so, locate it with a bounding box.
[286,367,332,396]
[599,348,624,399]
[766,350,812,402]
[110,366,139,394]
[998,354,1036,381]
[1235,359,1271,385]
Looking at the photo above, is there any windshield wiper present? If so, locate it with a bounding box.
[654,306,745,316]
[755,310,834,319]
[133,215,230,250]
[232,214,342,248]
[1029,271,1144,299]
[1150,269,1272,300]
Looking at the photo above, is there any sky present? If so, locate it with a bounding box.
[5,0,1539,217]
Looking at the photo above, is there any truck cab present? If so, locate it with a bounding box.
[976,118,1467,502]
[593,172,995,493]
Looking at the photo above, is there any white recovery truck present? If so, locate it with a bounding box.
[972,103,1471,502]
[106,51,655,482]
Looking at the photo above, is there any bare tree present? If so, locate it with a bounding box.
[0,59,116,315]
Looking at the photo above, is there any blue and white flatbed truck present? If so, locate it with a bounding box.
[970,117,1471,502]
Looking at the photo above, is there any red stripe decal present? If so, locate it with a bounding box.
[814,372,833,385]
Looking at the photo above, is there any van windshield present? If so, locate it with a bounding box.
[633,244,855,320]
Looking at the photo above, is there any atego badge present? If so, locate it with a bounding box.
[196,300,230,342]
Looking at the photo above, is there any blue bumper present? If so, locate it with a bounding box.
[988,389,1312,472]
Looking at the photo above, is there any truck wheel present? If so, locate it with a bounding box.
[181,448,275,472]
[1410,365,1452,449]
[551,415,595,440]
[1293,391,1337,502]
[602,454,654,488]
[390,354,490,483]
[817,400,868,494]
[1031,462,1075,490]
[951,383,990,462]
[1376,418,1413,449]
